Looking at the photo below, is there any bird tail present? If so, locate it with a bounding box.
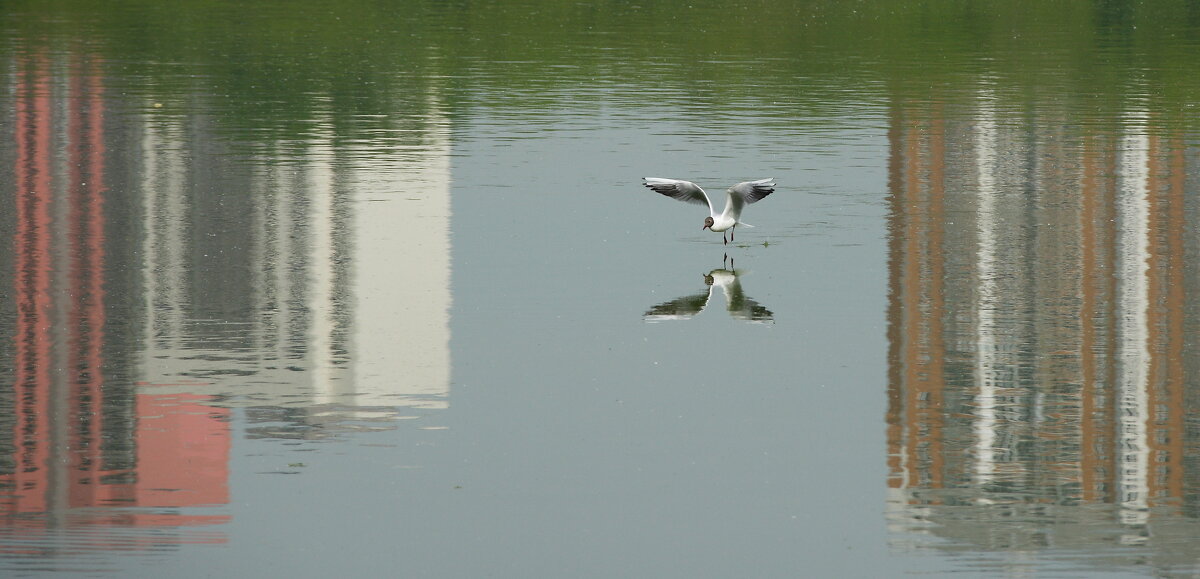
[736,222,755,227]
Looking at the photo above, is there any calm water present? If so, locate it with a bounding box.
[3,1,1200,577]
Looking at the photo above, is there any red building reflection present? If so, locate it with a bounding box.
[1,53,230,544]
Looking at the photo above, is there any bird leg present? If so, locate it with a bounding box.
[730,224,735,242]
[723,232,728,245]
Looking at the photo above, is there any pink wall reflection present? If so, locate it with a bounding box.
[2,51,230,546]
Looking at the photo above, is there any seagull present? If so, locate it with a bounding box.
[643,177,776,245]
[644,267,774,323]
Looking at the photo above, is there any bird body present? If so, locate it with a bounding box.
[643,177,775,244]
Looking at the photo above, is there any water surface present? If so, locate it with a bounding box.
[2,1,1200,576]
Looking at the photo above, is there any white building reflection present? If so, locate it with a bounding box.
[972,87,1000,488]
[349,115,452,410]
[1116,108,1151,526]
[136,102,453,423]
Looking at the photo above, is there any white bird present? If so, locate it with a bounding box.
[643,177,776,245]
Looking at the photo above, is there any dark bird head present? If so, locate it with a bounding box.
[702,216,714,230]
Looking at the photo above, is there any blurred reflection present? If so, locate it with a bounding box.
[1,52,231,554]
[0,47,451,559]
[885,84,1200,572]
[645,261,773,323]
[136,109,452,416]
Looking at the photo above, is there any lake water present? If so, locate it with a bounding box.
[3,1,1200,577]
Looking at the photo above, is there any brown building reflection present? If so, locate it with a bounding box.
[885,89,1200,568]
[0,54,230,546]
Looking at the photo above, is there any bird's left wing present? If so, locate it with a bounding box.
[709,269,773,323]
[728,178,775,204]
[724,278,774,323]
[721,178,775,222]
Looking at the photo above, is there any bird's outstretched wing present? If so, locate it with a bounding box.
[723,178,775,222]
[729,178,775,204]
[643,178,714,214]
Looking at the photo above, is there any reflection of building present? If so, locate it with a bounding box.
[886,87,1200,571]
[348,111,452,410]
[0,47,452,550]
[0,53,230,542]
[135,100,453,422]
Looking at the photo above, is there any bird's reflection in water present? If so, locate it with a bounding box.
[644,255,774,323]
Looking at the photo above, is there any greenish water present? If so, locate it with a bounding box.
[2,1,1200,577]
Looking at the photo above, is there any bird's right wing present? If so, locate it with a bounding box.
[643,178,713,214]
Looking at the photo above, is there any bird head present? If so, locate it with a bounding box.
[702,216,714,230]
